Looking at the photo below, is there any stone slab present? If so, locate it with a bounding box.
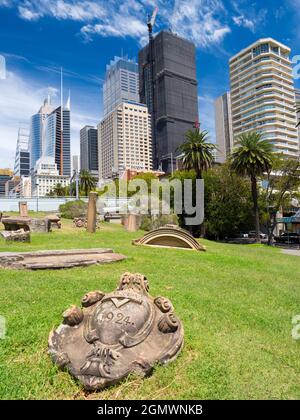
[281,249,300,257]
[1,216,51,233]
[0,248,126,270]
[0,229,30,243]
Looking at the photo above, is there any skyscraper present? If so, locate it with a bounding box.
[44,104,71,176]
[14,127,30,177]
[139,31,199,172]
[80,126,98,176]
[103,56,139,116]
[0,169,13,196]
[72,155,79,173]
[295,88,300,146]
[98,102,152,179]
[29,92,71,177]
[29,96,54,171]
[214,93,234,163]
[230,38,299,158]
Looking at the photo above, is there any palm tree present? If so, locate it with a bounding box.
[80,169,96,197]
[177,128,216,179]
[230,132,274,243]
[53,183,66,197]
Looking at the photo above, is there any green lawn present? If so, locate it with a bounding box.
[0,219,300,400]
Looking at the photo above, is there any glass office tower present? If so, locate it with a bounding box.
[80,125,98,176]
[29,96,54,171]
[44,106,71,177]
[103,56,139,116]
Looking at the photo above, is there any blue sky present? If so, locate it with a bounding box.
[0,0,300,168]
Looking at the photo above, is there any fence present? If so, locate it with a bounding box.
[0,197,129,213]
[0,197,88,213]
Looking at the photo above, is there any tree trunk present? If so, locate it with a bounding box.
[196,168,202,179]
[251,175,261,244]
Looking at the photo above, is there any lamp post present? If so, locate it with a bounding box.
[35,182,39,212]
[70,170,79,200]
[160,153,175,175]
[75,170,79,200]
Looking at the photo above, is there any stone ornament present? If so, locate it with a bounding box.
[48,273,183,390]
[45,214,61,229]
[73,217,100,229]
[133,224,206,251]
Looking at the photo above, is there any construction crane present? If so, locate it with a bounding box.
[147,6,158,40]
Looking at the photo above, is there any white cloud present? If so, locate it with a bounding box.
[169,0,231,47]
[0,0,12,6]
[0,72,44,167]
[231,1,267,33]
[18,6,41,21]
[232,15,255,31]
[0,0,232,48]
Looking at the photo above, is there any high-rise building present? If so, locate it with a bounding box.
[44,104,71,177]
[29,96,54,171]
[29,94,71,176]
[14,127,30,177]
[98,102,152,179]
[0,169,13,196]
[5,177,20,197]
[103,56,139,116]
[80,126,98,176]
[31,157,70,197]
[19,176,31,198]
[72,155,79,173]
[214,92,234,163]
[139,31,199,172]
[295,88,300,104]
[230,38,299,158]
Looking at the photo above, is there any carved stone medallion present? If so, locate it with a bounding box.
[48,273,184,390]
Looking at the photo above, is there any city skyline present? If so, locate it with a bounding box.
[1,1,300,168]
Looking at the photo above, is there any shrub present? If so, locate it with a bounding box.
[59,200,88,219]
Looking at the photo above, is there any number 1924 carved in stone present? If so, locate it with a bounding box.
[48,273,184,390]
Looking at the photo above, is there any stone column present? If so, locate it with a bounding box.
[86,192,98,233]
[19,201,28,217]
[125,214,141,232]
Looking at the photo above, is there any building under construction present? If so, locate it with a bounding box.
[139,30,199,172]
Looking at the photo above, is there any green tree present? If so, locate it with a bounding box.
[230,132,274,243]
[203,163,254,240]
[260,156,300,245]
[52,183,66,197]
[80,169,96,197]
[132,172,158,193]
[177,128,216,179]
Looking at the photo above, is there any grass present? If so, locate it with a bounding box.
[0,219,300,400]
